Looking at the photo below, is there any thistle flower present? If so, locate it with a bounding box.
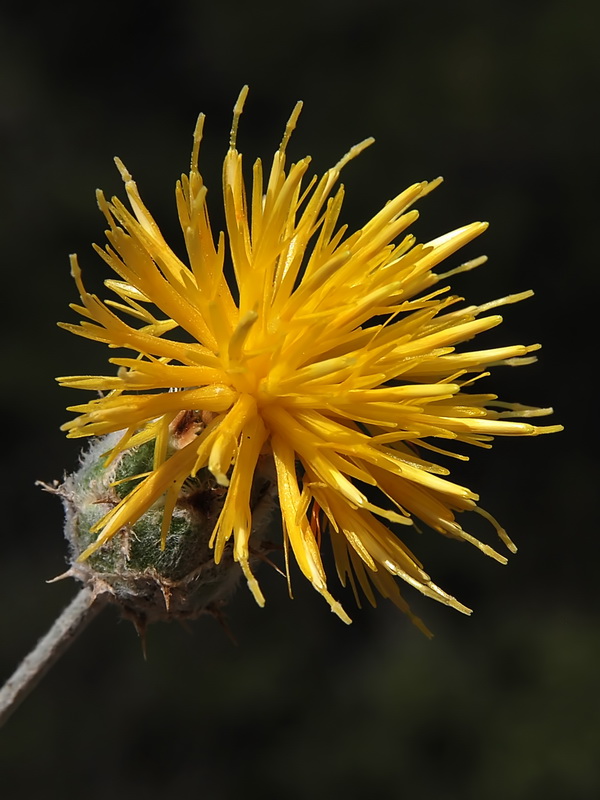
[58,86,561,629]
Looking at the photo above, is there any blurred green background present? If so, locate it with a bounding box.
[0,1,597,798]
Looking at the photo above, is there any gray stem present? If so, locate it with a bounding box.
[0,587,108,727]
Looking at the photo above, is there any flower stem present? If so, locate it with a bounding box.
[0,587,108,727]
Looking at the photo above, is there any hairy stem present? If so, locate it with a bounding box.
[0,587,108,727]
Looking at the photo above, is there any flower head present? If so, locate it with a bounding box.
[59,87,561,629]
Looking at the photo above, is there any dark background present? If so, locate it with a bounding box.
[0,1,597,798]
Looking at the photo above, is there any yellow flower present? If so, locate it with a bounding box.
[58,86,561,629]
